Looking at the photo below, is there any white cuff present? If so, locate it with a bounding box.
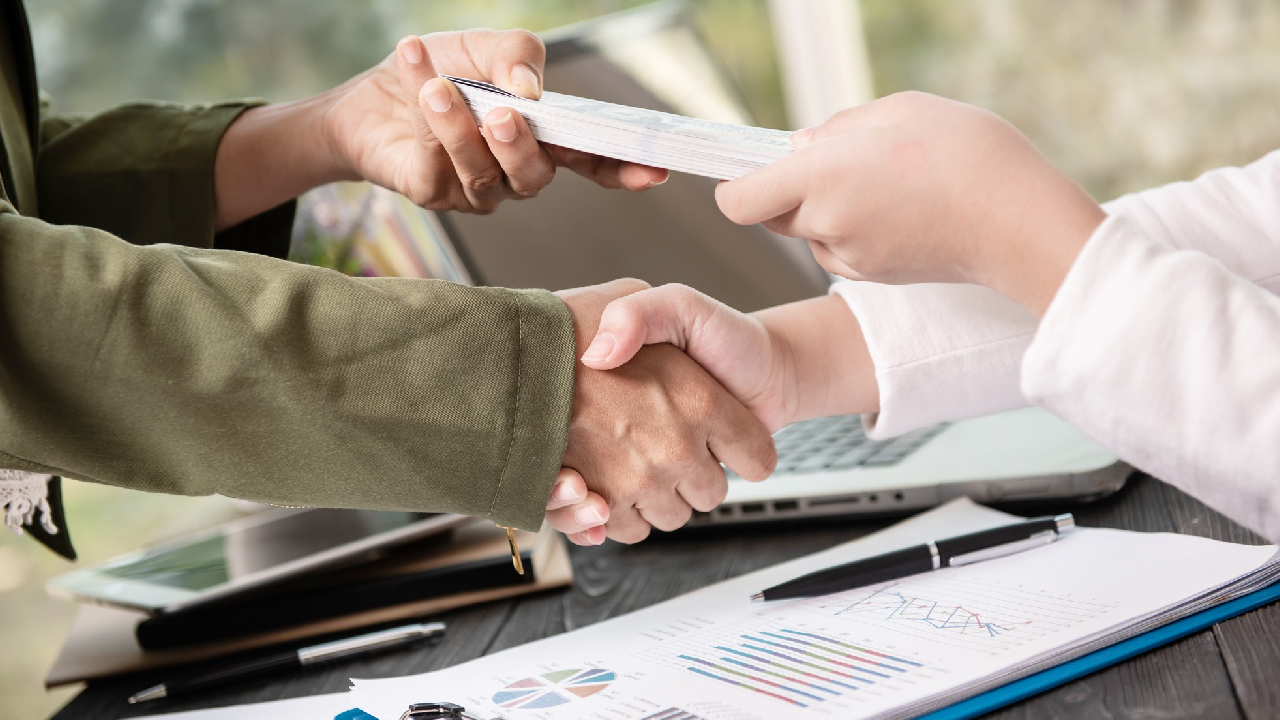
[831,281,1036,439]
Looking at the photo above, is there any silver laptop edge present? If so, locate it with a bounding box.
[698,408,1129,525]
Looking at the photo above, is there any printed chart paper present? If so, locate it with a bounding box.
[353,500,1278,720]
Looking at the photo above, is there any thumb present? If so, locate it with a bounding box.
[480,29,546,99]
[580,284,712,370]
[796,99,887,148]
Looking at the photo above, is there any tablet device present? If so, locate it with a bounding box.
[47,508,467,613]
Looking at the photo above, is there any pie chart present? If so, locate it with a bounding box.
[492,668,616,709]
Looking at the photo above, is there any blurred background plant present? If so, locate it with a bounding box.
[5,1,1280,717]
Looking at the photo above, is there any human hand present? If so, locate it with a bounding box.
[579,285,878,435]
[322,30,668,214]
[578,284,795,433]
[716,92,1106,315]
[548,280,778,545]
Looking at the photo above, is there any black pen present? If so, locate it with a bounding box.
[752,514,1076,602]
[127,621,446,704]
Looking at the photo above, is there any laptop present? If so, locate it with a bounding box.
[419,2,1130,524]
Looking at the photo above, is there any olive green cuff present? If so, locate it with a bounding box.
[38,100,292,255]
[483,288,577,531]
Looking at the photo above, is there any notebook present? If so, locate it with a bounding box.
[346,498,1279,720]
[44,523,572,687]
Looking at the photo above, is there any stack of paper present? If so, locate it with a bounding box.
[444,75,793,180]
[129,500,1280,720]
[348,498,1280,720]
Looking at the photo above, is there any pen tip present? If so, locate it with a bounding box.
[128,684,167,704]
[750,593,764,602]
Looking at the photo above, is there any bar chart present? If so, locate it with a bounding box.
[637,621,927,708]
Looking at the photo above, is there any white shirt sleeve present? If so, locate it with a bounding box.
[1023,214,1280,542]
[830,281,1037,437]
[831,148,1280,540]
[835,148,1280,437]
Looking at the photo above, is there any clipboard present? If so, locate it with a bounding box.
[353,582,1280,720]
[918,580,1280,720]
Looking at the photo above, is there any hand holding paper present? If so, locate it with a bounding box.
[716,92,1105,316]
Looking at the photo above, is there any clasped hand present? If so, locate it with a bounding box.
[543,280,778,546]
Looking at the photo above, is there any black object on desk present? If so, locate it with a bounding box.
[136,549,533,650]
[752,513,1076,601]
[400,702,489,720]
[128,622,445,704]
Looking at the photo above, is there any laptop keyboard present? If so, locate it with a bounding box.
[727,415,947,479]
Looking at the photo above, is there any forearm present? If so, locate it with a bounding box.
[0,211,574,529]
[213,86,357,231]
[1024,215,1280,541]
[754,294,879,424]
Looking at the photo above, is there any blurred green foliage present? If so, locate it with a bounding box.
[29,0,788,128]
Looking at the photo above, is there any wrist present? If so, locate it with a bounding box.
[313,73,371,184]
[978,183,1105,318]
[754,294,880,426]
[214,91,357,230]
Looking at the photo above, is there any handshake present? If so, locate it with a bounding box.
[535,92,1106,546]
[541,279,872,547]
[335,29,1102,546]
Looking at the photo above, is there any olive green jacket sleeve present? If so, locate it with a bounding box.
[0,102,575,530]
[37,101,296,256]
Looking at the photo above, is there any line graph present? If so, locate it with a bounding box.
[796,575,1117,654]
[822,586,1022,637]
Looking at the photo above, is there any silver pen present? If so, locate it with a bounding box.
[128,622,446,704]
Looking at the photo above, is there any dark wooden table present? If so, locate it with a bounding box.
[51,474,1280,720]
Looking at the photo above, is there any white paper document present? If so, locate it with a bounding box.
[352,499,1279,720]
[444,76,793,180]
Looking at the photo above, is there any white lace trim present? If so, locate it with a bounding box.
[0,469,57,535]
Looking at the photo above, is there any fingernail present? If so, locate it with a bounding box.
[422,78,452,113]
[489,110,518,142]
[646,171,670,188]
[399,36,424,65]
[581,333,616,364]
[576,506,605,526]
[511,64,542,98]
[790,126,815,148]
[552,479,583,505]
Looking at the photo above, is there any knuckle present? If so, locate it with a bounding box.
[657,434,704,468]
[408,187,450,211]
[611,277,652,295]
[611,523,649,545]
[653,507,692,533]
[503,28,545,55]
[808,213,848,241]
[750,441,779,481]
[512,167,555,198]
[683,382,719,423]
[716,188,746,223]
[461,165,506,194]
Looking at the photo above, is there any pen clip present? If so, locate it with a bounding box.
[401,702,499,720]
[498,526,525,575]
